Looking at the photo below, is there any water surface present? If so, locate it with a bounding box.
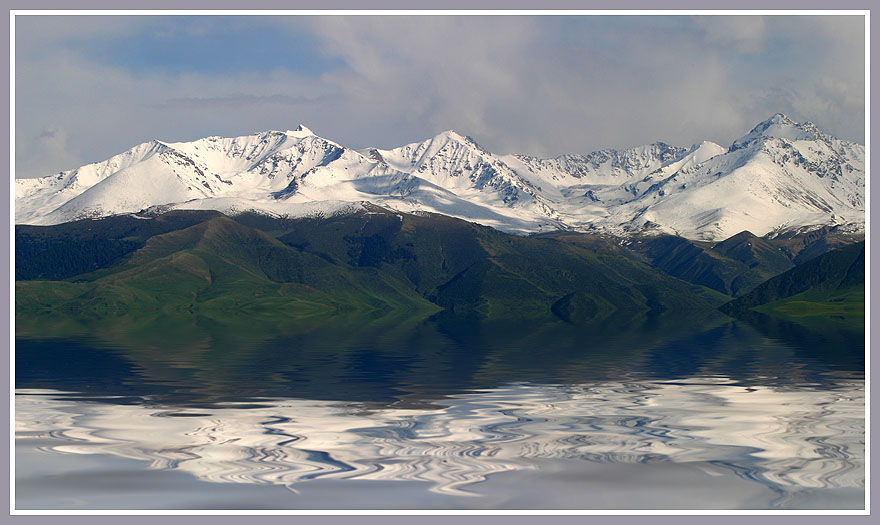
[15,311,865,510]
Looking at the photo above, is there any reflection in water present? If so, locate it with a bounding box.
[15,312,865,407]
[15,310,865,509]
[16,377,864,508]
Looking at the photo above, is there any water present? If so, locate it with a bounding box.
[14,310,865,510]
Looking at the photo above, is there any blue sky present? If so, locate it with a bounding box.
[69,17,346,76]
[14,14,866,178]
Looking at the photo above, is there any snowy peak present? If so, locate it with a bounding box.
[651,140,726,177]
[373,129,548,211]
[604,115,865,240]
[759,112,797,128]
[405,129,485,158]
[164,129,348,180]
[15,138,170,201]
[509,142,692,188]
[14,116,865,241]
[687,140,727,159]
[565,142,688,176]
[730,113,833,151]
[435,129,466,141]
[285,125,315,137]
[376,129,499,178]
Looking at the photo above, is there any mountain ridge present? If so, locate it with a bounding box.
[16,114,864,241]
[16,208,729,323]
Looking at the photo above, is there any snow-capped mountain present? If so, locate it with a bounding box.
[15,114,865,240]
[594,113,865,239]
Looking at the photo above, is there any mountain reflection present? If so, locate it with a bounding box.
[15,310,864,407]
[15,309,865,508]
[16,378,864,505]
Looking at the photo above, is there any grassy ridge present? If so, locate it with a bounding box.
[565,227,862,298]
[719,241,865,331]
[256,209,730,320]
[15,210,224,280]
[17,215,439,320]
[16,209,730,324]
[601,231,794,297]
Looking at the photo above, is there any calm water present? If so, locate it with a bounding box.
[14,311,865,510]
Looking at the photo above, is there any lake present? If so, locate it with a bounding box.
[14,310,865,510]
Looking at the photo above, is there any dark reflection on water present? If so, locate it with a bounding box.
[15,310,864,407]
[14,310,865,509]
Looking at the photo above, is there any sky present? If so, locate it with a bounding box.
[14,14,866,179]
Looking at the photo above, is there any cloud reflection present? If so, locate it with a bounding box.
[15,378,864,505]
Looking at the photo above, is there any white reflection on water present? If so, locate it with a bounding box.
[15,378,864,508]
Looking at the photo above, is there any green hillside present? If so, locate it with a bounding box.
[551,227,861,299]
[768,225,865,264]
[15,210,224,280]
[16,209,729,324]
[241,208,729,320]
[17,215,439,321]
[607,231,794,297]
[719,241,865,330]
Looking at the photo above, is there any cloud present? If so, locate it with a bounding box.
[691,16,769,54]
[17,127,81,179]
[13,14,866,179]
[157,93,338,109]
[15,15,151,52]
[14,45,335,176]
[300,15,864,155]
[301,16,544,146]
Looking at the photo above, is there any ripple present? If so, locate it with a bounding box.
[15,378,865,507]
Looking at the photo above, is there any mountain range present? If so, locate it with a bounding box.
[15,114,865,241]
[16,203,864,326]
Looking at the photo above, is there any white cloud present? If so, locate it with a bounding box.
[14,48,334,177]
[300,15,864,155]
[13,14,866,179]
[692,16,769,55]
[17,127,80,179]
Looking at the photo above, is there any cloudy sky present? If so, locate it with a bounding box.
[14,14,866,178]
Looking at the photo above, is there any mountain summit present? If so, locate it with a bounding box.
[15,115,865,241]
[729,112,832,151]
